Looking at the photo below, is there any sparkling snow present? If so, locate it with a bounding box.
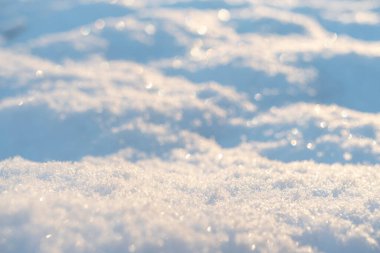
[1,0,380,252]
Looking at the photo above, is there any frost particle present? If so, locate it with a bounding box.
[306,143,314,150]
[319,121,327,129]
[197,25,208,35]
[80,26,91,36]
[35,70,44,78]
[94,19,105,30]
[115,21,126,31]
[218,9,231,22]
[144,24,156,35]
[254,93,262,101]
[343,152,352,161]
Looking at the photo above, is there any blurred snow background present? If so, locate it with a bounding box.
[0,0,380,252]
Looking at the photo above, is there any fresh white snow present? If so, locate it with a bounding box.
[0,0,380,252]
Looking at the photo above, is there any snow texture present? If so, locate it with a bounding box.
[1,0,380,252]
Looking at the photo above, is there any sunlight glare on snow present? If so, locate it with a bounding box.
[144,24,156,35]
[80,26,91,36]
[217,9,231,22]
[94,19,106,30]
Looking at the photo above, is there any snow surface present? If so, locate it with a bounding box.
[1,0,380,252]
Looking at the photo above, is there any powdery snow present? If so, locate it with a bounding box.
[0,0,380,252]
[1,155,380,253]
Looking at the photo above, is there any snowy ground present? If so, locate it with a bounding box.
[1,0,380,252]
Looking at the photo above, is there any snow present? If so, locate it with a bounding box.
[1,0,380,252]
